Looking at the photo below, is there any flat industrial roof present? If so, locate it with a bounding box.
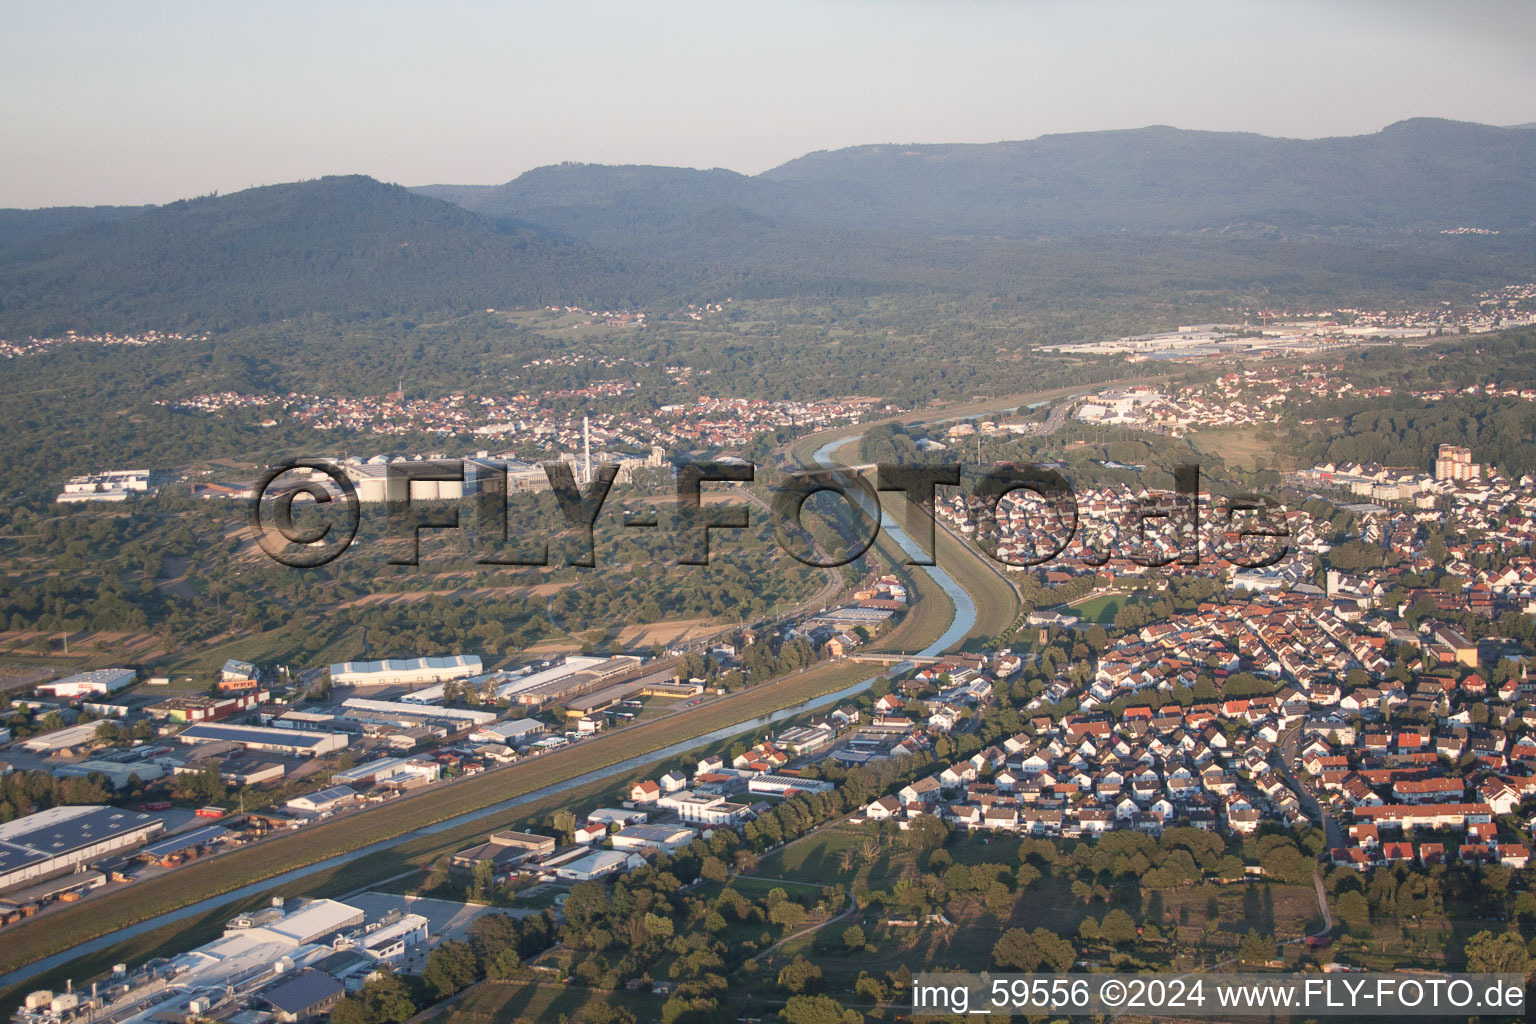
[0,806,161,875]
[180,723,344,747]
[140,825,228,858]
[329,655,481,677]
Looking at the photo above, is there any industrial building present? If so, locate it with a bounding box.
[55,469,169,504]
[259,969,345,1022]
[35,668,136,699]
[451,829,556,871]
[562,680,646,718]
[467,718,545,746]
[747,773,836,797]
[148,691,268,722]
[609,824,697,854]
[138,825,229,865]
[338,697,497,730]
[53,758,167,789]
[342,460,467,504]
[500,655,644,706]
[553,849,644,882]
[328,655,482,688]
[330,756,441,789]
[9,895,448,1024]
[285,786,359,816]
[19,723,102,753]
[0,805,164,893]
[178,722,350,757]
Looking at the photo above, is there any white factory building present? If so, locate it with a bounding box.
[328,655,482,689]
[553,849,644,882]
[56,469,168,504]
[330,756,442,788]
[20,723,104,753]
[35,668,137,699]
[341,460,467,504]
[338,697,497,729]
[467,718,546,746]
[0,805,165,893]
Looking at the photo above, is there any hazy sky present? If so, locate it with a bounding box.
[4,0,1536,207]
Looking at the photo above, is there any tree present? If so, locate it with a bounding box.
[1463,930,1532,975]
[778,955,823,994]
[580,1007,638,1024]
[336,968,416,1024]
[993,928,1046,971]
[423,939,480,999]
[989,927,1075,976]
[700,855,728,883]
[1239,929,1273,965]
[842,924,866,951]
[1258,839,1311,885]
[769,900,808,932]
[1098,908,1137,946]
[905,812,948,853]
[1335,890,1369,928]
[469,858,495,901]
[780,995,860,1024]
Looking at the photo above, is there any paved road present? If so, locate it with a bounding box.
[1308,871,1334,939]
[1279,725,1343,850]
[1025,395,1081,437]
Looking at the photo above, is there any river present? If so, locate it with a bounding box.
[1,428,984,991]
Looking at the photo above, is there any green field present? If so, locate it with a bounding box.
[1190,425,1281,473]
[1070,591,1140,624]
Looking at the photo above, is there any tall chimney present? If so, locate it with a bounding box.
[583,415,592,484]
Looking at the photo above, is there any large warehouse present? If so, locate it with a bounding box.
[178,722,351,757]
[35,667,137,699]
[338,697,497,730]
[0,805,164,893]
[327,655,482,688]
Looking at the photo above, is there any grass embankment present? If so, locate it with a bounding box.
[931,523,1018,647]
[0,659,875,980]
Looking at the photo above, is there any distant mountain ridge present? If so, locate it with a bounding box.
[0,176,688,333]
[435,118,1536,241]
[1,119,1533,333]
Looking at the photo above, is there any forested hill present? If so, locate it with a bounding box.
[433,119,1536,238]
[0,205,149,252]
[410,118,1536,306]
[0,176,689,334]
[760,119,1536,234]
[2,120,1534,334]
